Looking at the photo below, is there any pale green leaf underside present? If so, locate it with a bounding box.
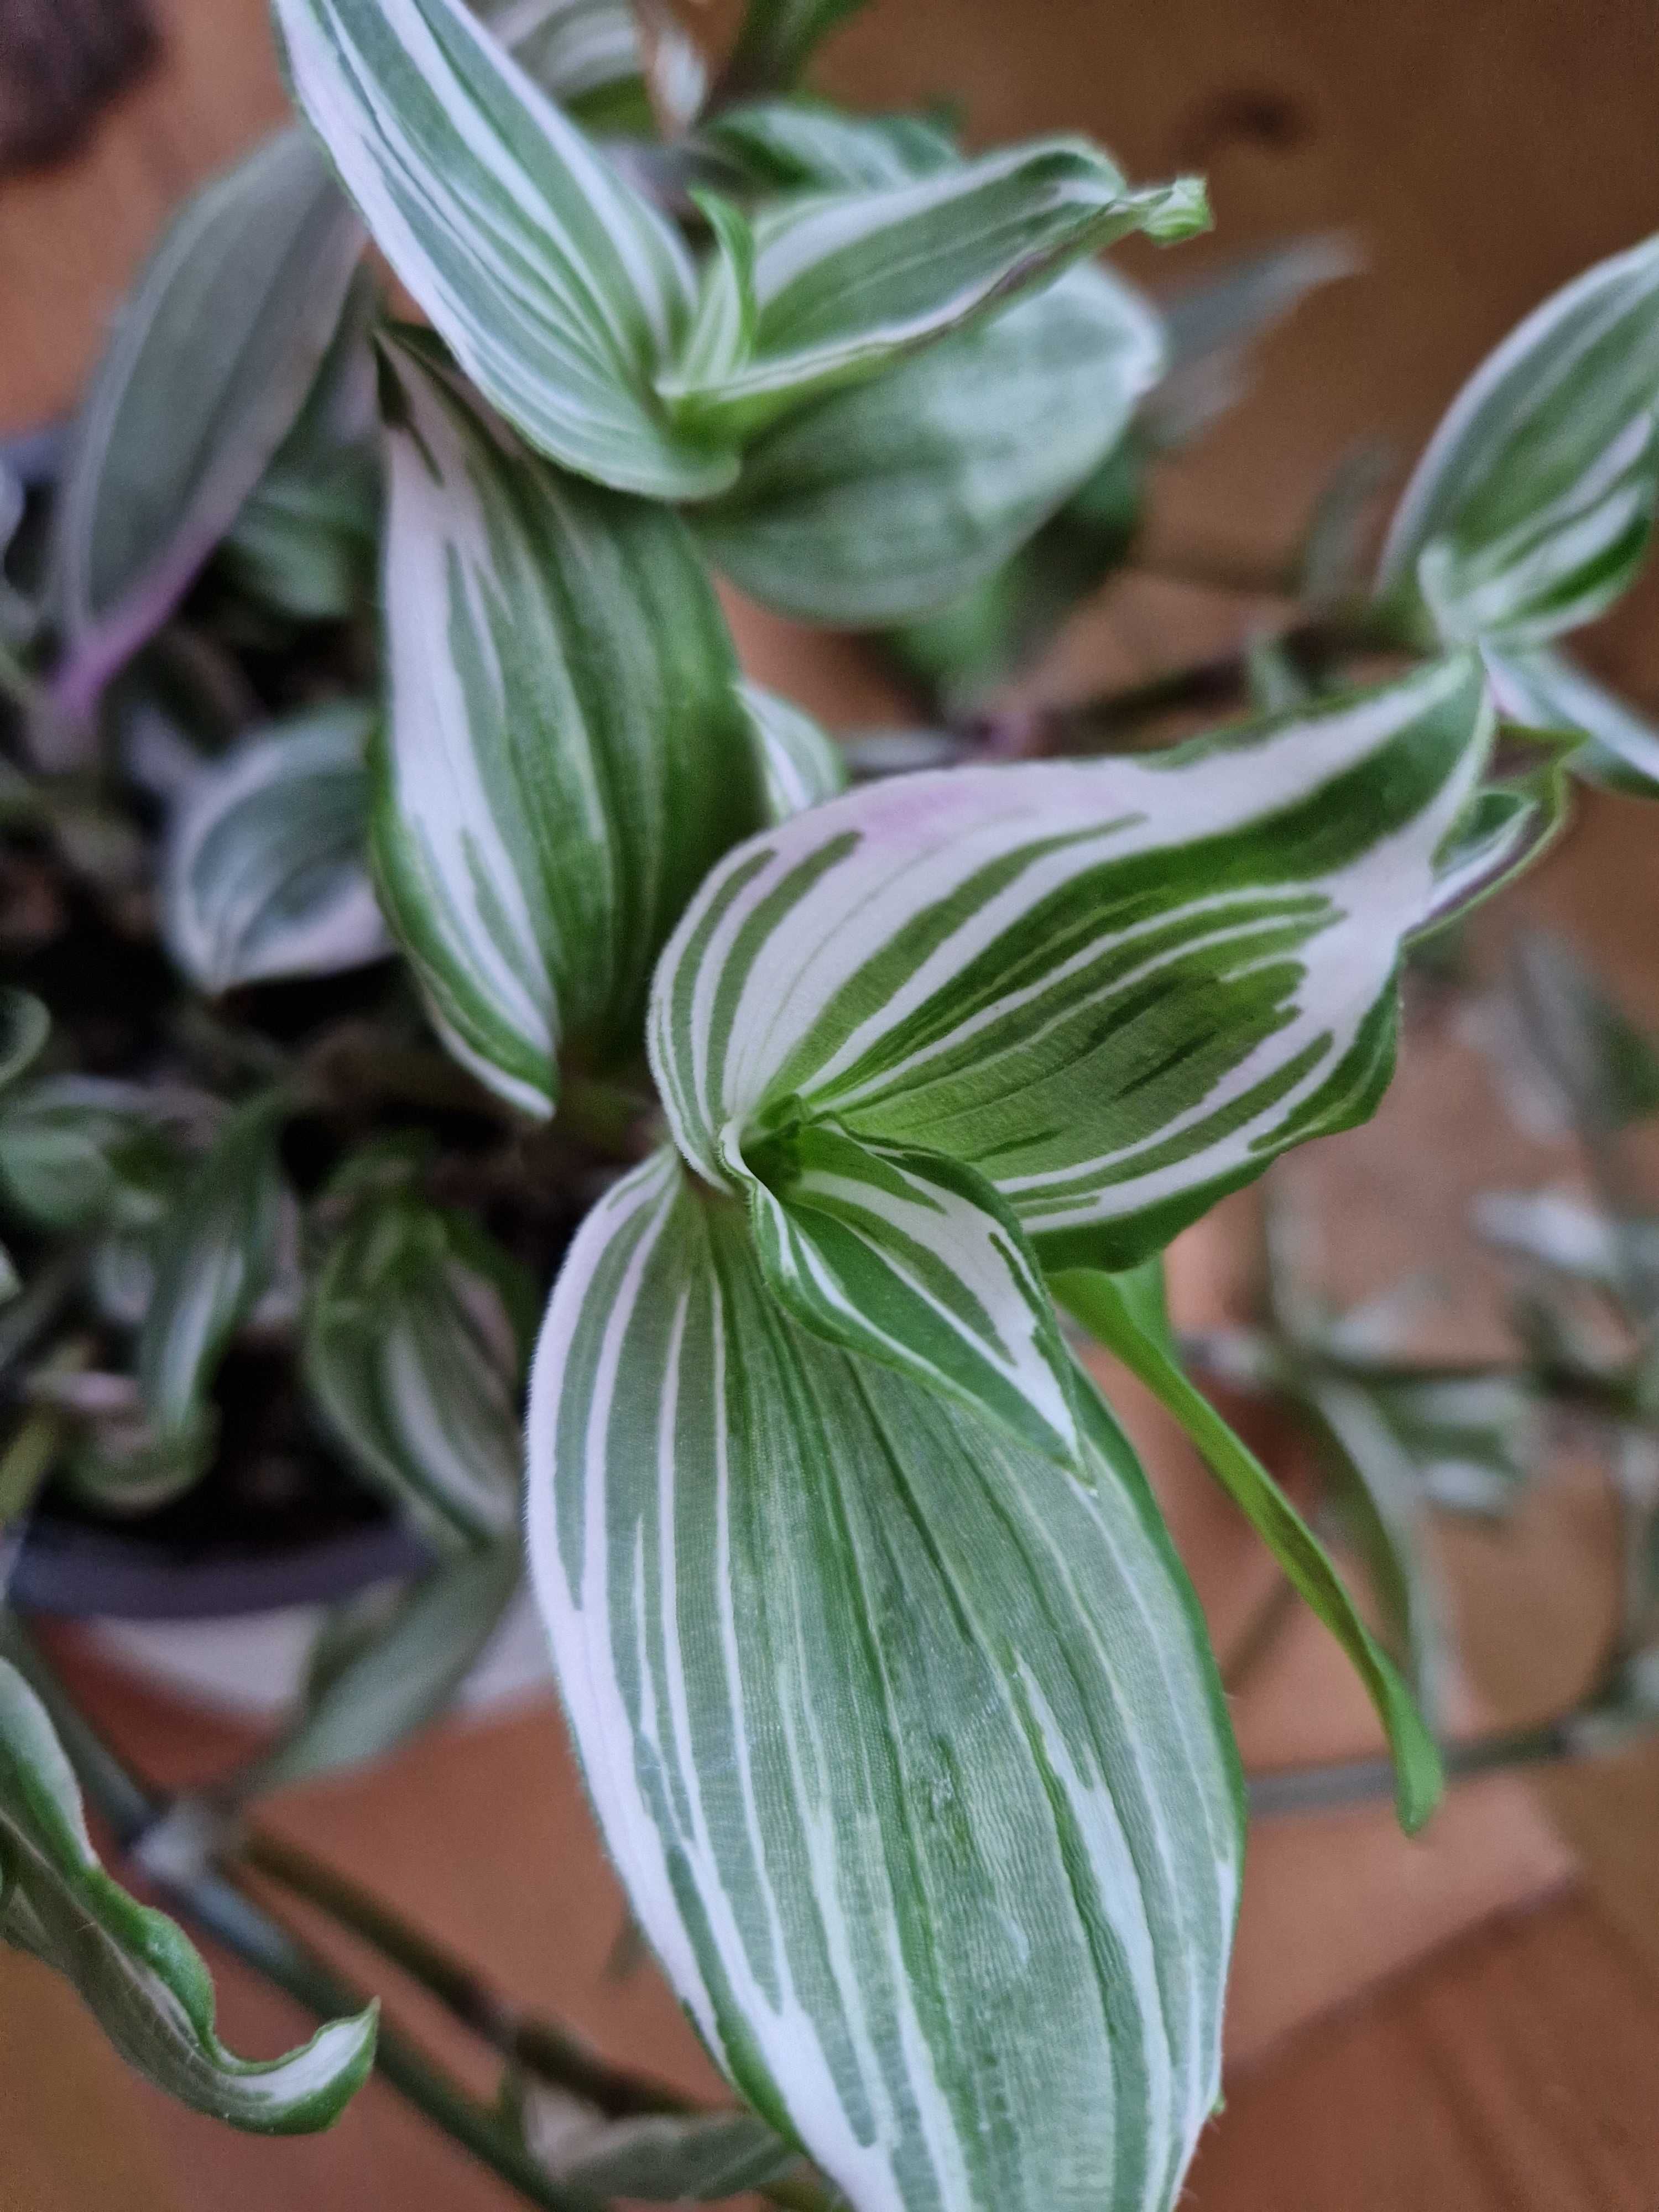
[650,656,1495,1274]
[527,1150,1241,2212]
[0,1658,375,2131]
[163,702,390,994]
[1485,639,1659,797]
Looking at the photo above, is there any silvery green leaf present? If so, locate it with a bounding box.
[0,1657,376,2129]
[520,2094,796,2200]
[1377,234,1659,644]
[738,681,846,820]
[1474,1186,1627,1288]
[163,702,391,994]
[0,1078,185,1234]
[712,0,866,99]
[1508,929,1659,1138]
[658,144,1205,444]
[48,128,365,723]
[1356,1370,1538,1520]
[696,263,1165,624]
[1485,640,1659,799]
[246,1541,522,1794]
[1413,724,1573,935]
[527,1151,1241,2212]
[650,656,1495,1274]
[0,992,48,1093]
[700,96,957,192]
[304,1167,531,1550]
[477,0,652,131]
[138,1094,288,1441]
[273,0,734,499]
[373,341,763,1117]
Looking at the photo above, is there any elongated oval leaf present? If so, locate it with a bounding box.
[0,1657,375,2130]
[273,0,733,498]
[738,681,846,821]
[651,656,1495,1272]
[696,262,1164,624]
[49,128,365,722]
[1377,234,1659,643]
[373,341,764,1117]
[527,1151,1241,2212]
[1485,640,1659,798]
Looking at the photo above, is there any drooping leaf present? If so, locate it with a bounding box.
[1376,234,1659,645]
[712,0,867,100]
[48,128,365,721]
[1485,640,1659,799]
[0,1656,376,2130]
[738,681,847,821]
[0,1078,186,1234]
[649,655,1496,1274]
[527,1150,1242,2212]
[519,2094,797,2200]
[372,340,763,1117]
[701,96,957,192]
[657,144,1204,445]
[1053,1265,1441,1829]
[273,0,731,498]
[0,992,49,1093]
[163,702,391,995]
[696,263,1165,624]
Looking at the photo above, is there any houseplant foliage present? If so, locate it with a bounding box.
[2,0,1659,2201]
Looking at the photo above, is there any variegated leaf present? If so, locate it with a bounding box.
[49,128,364,724]
[696,262,1165,625]
[163,703,391,994]
[1485,640,1659,799]
[520,2096,796,2200]
[0,1078,186,1234]
[1378,233,1659,645]
[373,340,763,1117]
[658,145,1204,445]
[527,1150,1242,2212]
[701,97,957,193]
[738,681,847,821]
[273,0,728,498]
[650,655,1495,1274]
[477,0,651,129]
[0,1657,376,2131]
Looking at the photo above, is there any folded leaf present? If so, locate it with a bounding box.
[659,143,1203,445]
[696,263,1164,624]
[273,0,729,497]
[373,340,764,1116]
[0,1656,376,2131]
[1485,639,1659,798]
[1052,1265,1441,1830]
[49,128,365,723]
[163,703,391,994]
[738,681,846,821]
[1377,233,1659,644]
[528,1151,1241,2212]
[650,656,1494,1273]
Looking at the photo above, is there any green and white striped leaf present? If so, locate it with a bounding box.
[1378,234,1659,645]
[739,681,847,821]
[304,1160,533,1550]
[49,127,364,723]
[373,340,764,1117]
[735,1120,1079,1461]
[273,0,728,498]
[1485,641,1659,799]
[0,1078,186,1235]
[701,97,957,193]
[0,1656,376,2131]
[696,263,1164,625]
[0,992,48,1094]
[713,0,867,100]
[658,144,1204,445]
[527,1150,1242,2212]
[650,656,1495,1274]
[163,703,390,994]
[477,0,650,129]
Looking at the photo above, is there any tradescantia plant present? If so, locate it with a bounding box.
[3,0,1659,2201]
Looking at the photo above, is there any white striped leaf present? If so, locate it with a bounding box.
[526,1149,1242,2212]
[1485,640,1659,799]
[695,263,1165,625]
[477,0,651,129]
[0,1657,377,2131]
[272,0,728,498]
[738,681,847,821]
[49,128,365,724]
[650,655,1495,1275]
[701,98,958,193]
[0,1077,184,1234]
[163,702,392,995]
[373,340,764,1118]
[1378,234,1659,644]
[658,147,1203,446]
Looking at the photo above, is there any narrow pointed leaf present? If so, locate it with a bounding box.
[49,128,365,722]
[736,1121,1079,1461]
[528,1151,1243,2212]
[477,0,653,131]
[696,262,1165,624]
[273,0,733,497]
[650,656,1495,1272]
[1415,724,1573,932]
[163,703,391,994]
[659,144,1204,444]
[0,1657,376,2130]
[702,97,957,192]
[1508,929,1659,1137]
[1485,640,1659,797]
[739,681,846,821]
[1378,234,1659,642]
[714,0,868,99]
[373,341,764,1117]
[1053,1265,1442,1830]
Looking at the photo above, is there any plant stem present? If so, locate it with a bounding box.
[1246,1714,1585,1817]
